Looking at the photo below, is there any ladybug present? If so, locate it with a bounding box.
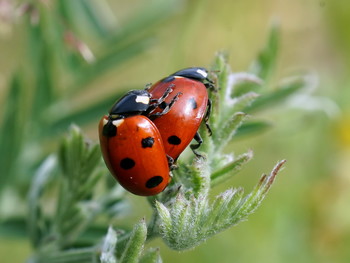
[99,89,180,196]
[147,67,213,160]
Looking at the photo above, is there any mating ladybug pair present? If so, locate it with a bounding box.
[98,67,213,196]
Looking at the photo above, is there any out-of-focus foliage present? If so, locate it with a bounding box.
[0,0,350,263]
[0,0,180,193]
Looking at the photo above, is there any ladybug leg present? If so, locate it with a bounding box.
[149,91,182,118]
[204,79,215,90]
[151,85,174,106]
[167,155,178,170]
[147,85,175,114]
[204,99,213,136]
[190,132,205,158]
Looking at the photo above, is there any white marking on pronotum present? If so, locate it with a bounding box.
[174,76,184,79]
[135,96,150,104]
[196,69,208,78]
[112,119,124,127]
[103,118,108,125]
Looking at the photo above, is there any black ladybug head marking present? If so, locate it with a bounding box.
[161,76,175,83]
[141,137,155,148]
[120,158,135,170]
[171,67,208,81]
[109,90,151,117]
[188,97,197,109]
[168,135,181,145]
[145,176,163,188]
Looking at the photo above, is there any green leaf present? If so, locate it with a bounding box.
[232,160,286,221]
[74,38,154,89]
[191,158,211,196]
[58,0,115,38]
[214,112,247,151]
[245,77,306,113]
[211,151,253,186]
[55,126,103,247]
[58,126,100,182]
[230,78,263,98]
[250,22,280,81]
[0,72,26,191]
[156,194,194,250]
[120,219,147,263]
[235,120,273,138]
[63,0,180,93]
[211,52,231,129]
[210,53,261,130]
[27,4,64,120]
[31,50,55,119]
[171,194,191,235]
[156,160,286,251]
[80,0,116,37]
[204,188,244,233]
[59,205,86,236]
[155,202,172,235]
[229,92,260,113]
[58,126,85,178]
[104,0,178,47]
[28,155,58,248]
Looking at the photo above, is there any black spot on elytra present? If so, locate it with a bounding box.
[141,137,155,148]
[103,121,117,137]
[145,176,163,188]
[188,97,197,109]
[168,135,181,145]
[120,158,135,170]
[162,76,175,83]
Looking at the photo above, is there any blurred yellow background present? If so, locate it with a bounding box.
[1,0,350,262]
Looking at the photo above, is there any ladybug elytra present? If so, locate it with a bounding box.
[98,88,180,196]
[148,67,213,160]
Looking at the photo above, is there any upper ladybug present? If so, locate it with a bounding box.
[147,67,213,160]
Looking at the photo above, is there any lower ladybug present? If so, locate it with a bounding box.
[99,89,180,196]
[147,67,213,160]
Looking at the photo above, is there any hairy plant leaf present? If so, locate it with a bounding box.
[120,219,147,263]
[245,78,306,113]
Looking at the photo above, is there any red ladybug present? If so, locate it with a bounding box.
[99,89,180,196]
[148,67,213,160]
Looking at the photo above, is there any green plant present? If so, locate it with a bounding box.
[0,0,179,195]
[0,2,313,262]
[26,46,309,262]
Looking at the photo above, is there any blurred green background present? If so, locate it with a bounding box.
[1,0,350,262]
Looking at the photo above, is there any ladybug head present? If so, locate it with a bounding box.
[171,67,209,81]
[109,90,151,117]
